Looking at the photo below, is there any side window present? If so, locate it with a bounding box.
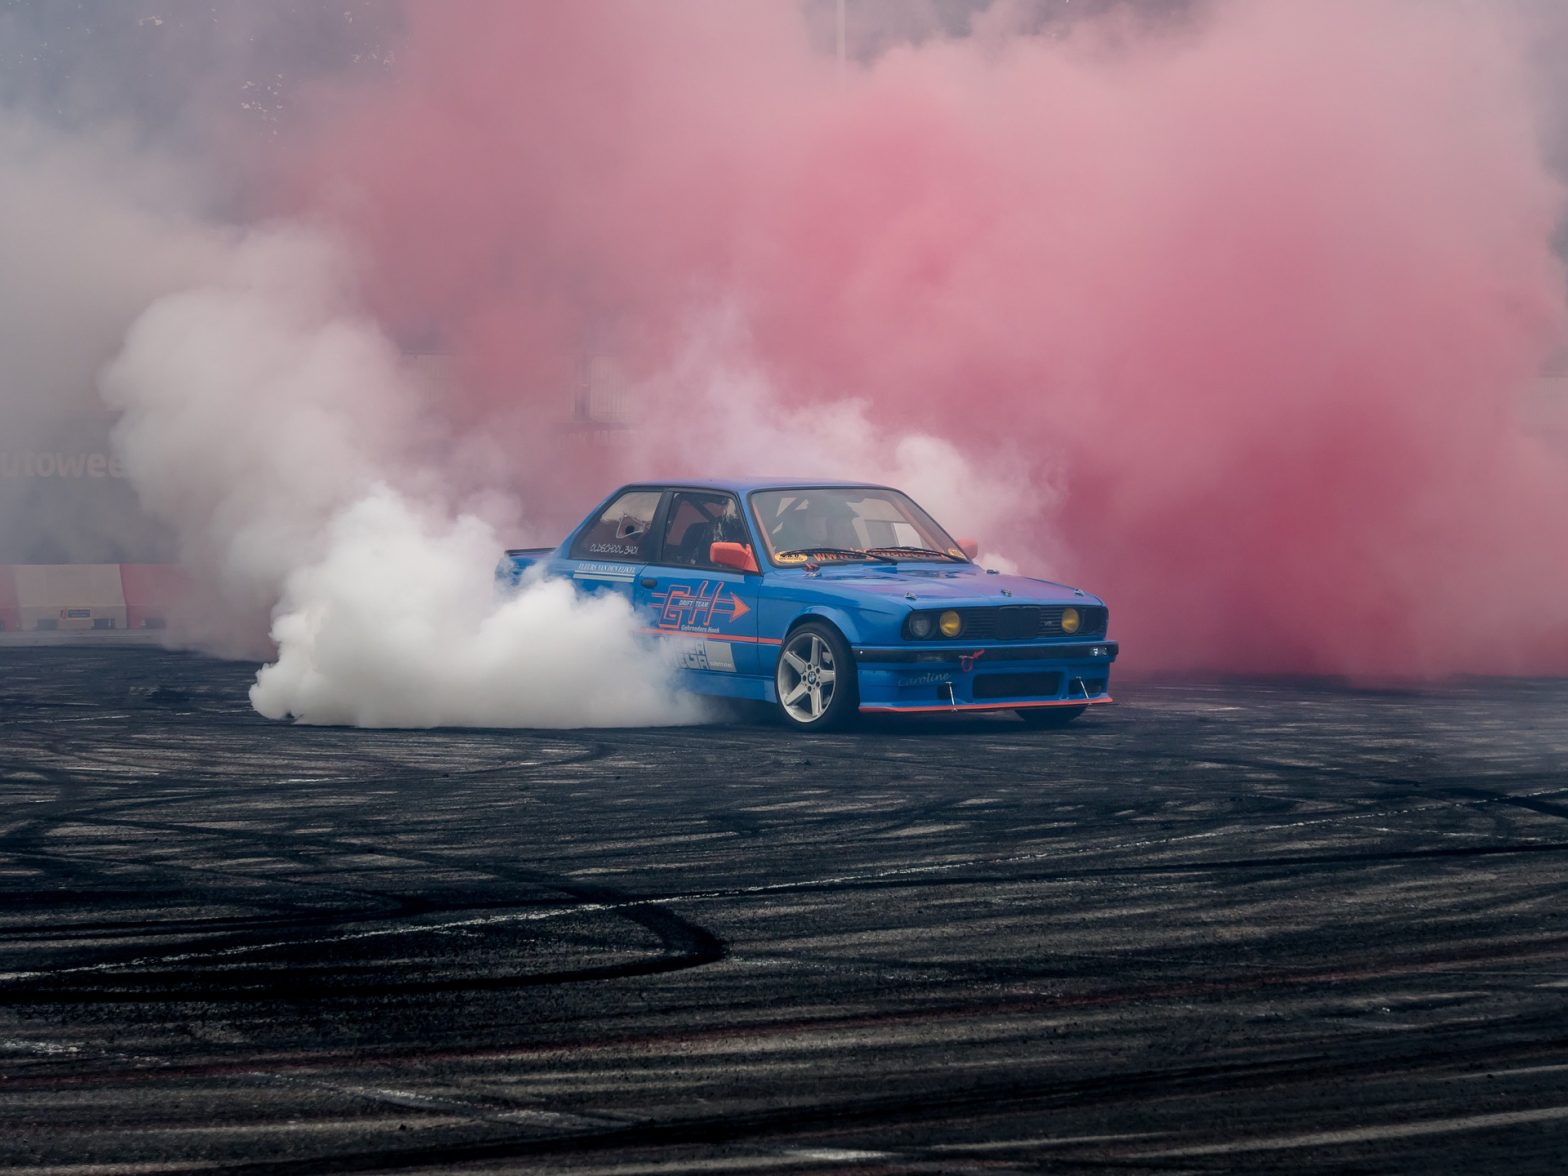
[658,492,747,568]
[569,490,662,560]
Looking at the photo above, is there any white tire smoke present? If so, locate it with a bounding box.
[101,228,700,728]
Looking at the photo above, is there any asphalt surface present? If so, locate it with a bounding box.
[2,649,1568,1174]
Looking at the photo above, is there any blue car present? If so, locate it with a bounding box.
[495,479,1117,729]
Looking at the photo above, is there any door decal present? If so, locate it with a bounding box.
[572,561,640,584]
[649,580,751,632]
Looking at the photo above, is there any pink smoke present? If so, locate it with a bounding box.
[290,0,1568,677]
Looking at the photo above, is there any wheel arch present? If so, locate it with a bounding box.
[767,607,862,686]
[765,611,853,705]
[783,605,862,645]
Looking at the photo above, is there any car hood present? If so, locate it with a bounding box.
[787,562,1101,607]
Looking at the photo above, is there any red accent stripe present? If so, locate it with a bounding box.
[641,628,783,646]
[859,696,1113,715]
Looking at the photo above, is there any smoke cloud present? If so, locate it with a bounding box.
[0,112,220,563]
[626,310,1047,573]
[2,7,699,729]
[291,0,1568,677]
[98,227,695,726]
[250,487,691,728]
[5,0,1568,728]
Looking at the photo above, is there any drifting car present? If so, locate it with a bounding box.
[495,479,1117,730]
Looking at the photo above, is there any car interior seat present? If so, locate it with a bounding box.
[824,515,860,550]
[671,521,715,566]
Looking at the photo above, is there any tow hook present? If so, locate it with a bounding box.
[958,650,986,673]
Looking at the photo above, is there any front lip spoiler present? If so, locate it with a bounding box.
[853,640,1118,663]
[860,696,1114,715]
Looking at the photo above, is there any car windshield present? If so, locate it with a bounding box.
[750,487,966,565]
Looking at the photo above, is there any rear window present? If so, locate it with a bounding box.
[569,490,662,560]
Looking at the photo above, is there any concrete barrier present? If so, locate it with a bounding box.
[0,564,188,636]
[13,564,129,631]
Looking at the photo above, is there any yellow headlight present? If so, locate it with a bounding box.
[939,610,963,638]
[1061,607,1081,634]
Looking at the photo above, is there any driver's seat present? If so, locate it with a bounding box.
[672,522,717,566]
[824,515,860,550]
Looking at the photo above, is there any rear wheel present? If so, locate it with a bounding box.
[1017,705,1087,727]
[775,622,857,730]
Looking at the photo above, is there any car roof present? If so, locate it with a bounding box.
[619,478,893,495]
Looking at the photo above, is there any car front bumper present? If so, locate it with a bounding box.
[851,640,1118,714]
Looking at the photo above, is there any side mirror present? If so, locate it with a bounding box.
[710,541,760,574]
[957,537,979,560]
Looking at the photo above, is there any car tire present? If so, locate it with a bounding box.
[1017,705,1087,727]
[775,621,857,730]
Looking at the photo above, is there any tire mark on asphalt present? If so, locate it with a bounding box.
[163,1030,1568,1175]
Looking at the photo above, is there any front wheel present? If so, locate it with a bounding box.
[1017,705,1087,728]
[775,622,857,730]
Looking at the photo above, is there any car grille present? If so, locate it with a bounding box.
[958,605,1107,640]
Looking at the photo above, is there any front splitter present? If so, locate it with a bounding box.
[859,695,1114,715]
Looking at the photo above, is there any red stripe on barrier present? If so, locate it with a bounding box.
[0,566,18,633]
[119,564,185,631]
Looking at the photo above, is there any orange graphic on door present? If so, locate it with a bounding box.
[650,581,751,632]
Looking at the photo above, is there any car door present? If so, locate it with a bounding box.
[562,487,664,605]
[635,489,761,678]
